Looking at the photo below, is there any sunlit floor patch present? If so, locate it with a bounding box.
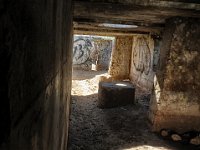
[122,145,172,150]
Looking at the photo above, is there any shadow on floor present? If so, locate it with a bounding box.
[68,94,200,150]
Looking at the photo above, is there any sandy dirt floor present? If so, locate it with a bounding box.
[68,70,199,150]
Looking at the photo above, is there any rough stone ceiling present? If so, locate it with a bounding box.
[73,0,200,35]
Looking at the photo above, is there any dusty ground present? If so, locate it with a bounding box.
[68,70,199,150]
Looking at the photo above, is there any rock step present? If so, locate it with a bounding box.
[98,81,135,108]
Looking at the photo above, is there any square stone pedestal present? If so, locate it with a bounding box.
[98,81,135,108]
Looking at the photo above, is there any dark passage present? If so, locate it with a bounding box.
[0,19,11,146]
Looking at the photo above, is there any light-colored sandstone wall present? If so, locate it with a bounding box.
[150,17,200,133]
[109,36,133,79]
[129,35,155,90]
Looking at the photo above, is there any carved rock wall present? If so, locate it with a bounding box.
[0,1,11,144]
[0,0,73,149]
[150,17,200,133]
[109,36,133,79]
[73,35,113,71]
[129,35,155,90]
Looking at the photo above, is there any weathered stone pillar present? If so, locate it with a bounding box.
[109,36,133,80]
[149,18,200,133]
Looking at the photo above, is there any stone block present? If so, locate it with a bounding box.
[98,81,135,108]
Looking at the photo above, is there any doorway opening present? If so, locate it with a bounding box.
[68,33,198,150]
[69,2,200,147]
[68,34,156,150]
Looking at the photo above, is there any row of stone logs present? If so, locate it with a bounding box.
[160,129,200,145]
